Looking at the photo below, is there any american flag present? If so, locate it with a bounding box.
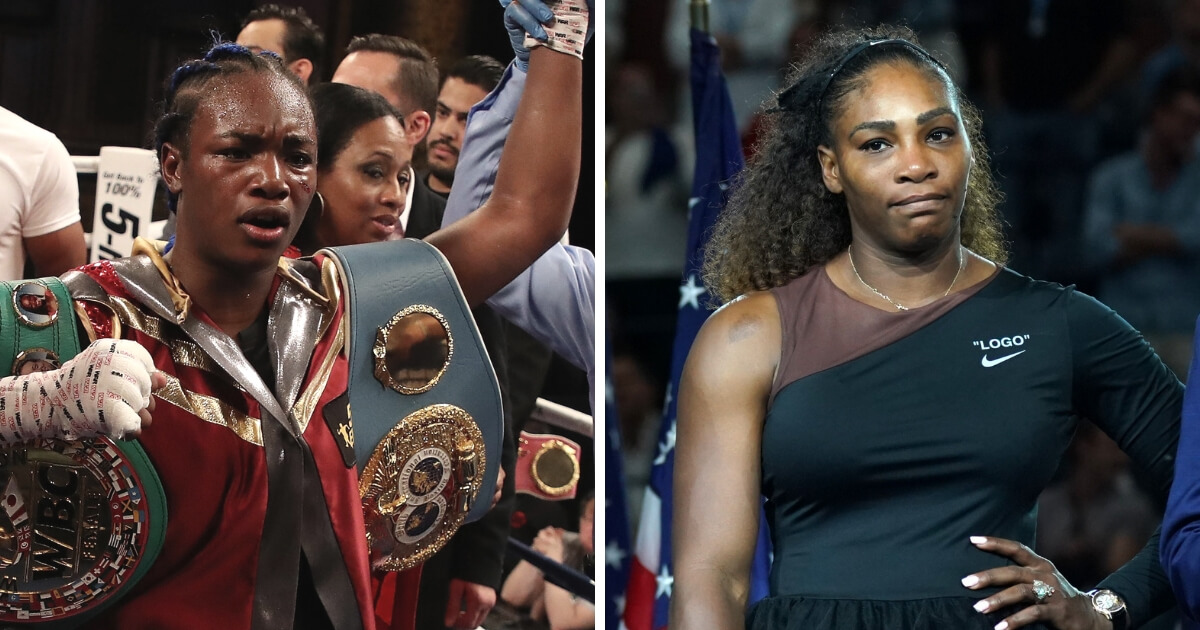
[605,339,633,630]
[621,27,772,630]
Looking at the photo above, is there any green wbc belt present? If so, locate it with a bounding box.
[0,278,165,627]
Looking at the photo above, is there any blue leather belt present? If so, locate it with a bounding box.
[323,239,503,570]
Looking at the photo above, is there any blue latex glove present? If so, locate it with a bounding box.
[500,0,553,70]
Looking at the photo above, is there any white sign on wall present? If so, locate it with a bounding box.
[89,146,158,262]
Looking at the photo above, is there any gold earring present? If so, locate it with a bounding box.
[310,191,325,218]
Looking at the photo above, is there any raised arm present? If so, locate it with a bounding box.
[439,60,595,380]
[425,39,581,307]
[670,292,780,630]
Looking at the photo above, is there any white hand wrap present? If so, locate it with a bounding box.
[0,339,155,442]
[523,0,589,60]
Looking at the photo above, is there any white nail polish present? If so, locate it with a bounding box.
[974,600,990,613]
[962,575,980,587]
[995,622,1008,630]
[970,536,988,544]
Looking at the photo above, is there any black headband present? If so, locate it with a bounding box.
[774,38,948,114]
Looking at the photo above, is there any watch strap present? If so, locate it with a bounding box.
[1087,589,1130,630]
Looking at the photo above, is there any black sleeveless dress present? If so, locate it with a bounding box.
[748,267,1180,628]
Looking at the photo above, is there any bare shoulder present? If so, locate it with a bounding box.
[700,291,781,352]
[685,291,781,395]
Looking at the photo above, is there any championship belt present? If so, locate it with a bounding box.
[0,278,166,627]
[515,431,581,501]
[322,240,503,571]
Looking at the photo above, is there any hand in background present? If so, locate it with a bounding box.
[444,578,497,629]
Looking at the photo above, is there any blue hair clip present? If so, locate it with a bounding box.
[204,42,253,61]
[167,60,219,97]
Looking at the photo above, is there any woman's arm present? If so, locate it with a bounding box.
[500,558,546,608]
[1067,289,1182,623]
[543,581,595,630]
[670,292,780,630]
[425,41,581,307]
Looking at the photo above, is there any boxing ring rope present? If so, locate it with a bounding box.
[531,398,593,438]
[506,537,596,603]
[71,155,102,175]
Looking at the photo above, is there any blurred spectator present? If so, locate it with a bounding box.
[236,3,325,85]
[823,0,966,82]
[1141,0,1200,111]
[0,106,87,279]
[1081,68,1200,378]
[610,352,663,525]
[665,0,816,130]
[606,61,690,402]
[500,492,595,630]
[1037,422,1158,589]
[605,62,689,281]
[978,0,1143,281]
[424,55,505,197]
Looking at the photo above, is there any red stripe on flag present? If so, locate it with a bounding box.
[625,488,665,630]
[623,559,658,630]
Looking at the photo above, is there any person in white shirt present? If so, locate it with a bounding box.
[0,106,87,280]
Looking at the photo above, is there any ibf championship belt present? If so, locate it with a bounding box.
[0,278,165,627]
[323,240,503,571]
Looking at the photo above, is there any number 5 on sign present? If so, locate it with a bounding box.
[89,147,158,262]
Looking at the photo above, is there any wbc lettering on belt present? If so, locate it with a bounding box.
[0,439,150,622]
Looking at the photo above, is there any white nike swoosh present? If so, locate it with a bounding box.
[981,350,1026,367]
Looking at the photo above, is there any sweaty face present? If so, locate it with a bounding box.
[316,116,412,247]
[427,77,490,185]
[818,62,971,255]
[236,19,288,59]
[166,71,316,272]
[333,51,405,111]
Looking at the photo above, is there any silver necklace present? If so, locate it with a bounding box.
[847,244,965,311]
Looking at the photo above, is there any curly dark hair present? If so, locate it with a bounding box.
[701,25,1007,303]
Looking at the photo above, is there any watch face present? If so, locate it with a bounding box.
[1094,590,1124,613]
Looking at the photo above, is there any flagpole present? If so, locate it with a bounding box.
[690,0,709,34]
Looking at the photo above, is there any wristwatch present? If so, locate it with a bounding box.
[1086,589,1129,630]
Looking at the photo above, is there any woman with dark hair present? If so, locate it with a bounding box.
[292,82,409,253]
[0,2,583,626]
[671,25,1180,630]
[500,492,595,629]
